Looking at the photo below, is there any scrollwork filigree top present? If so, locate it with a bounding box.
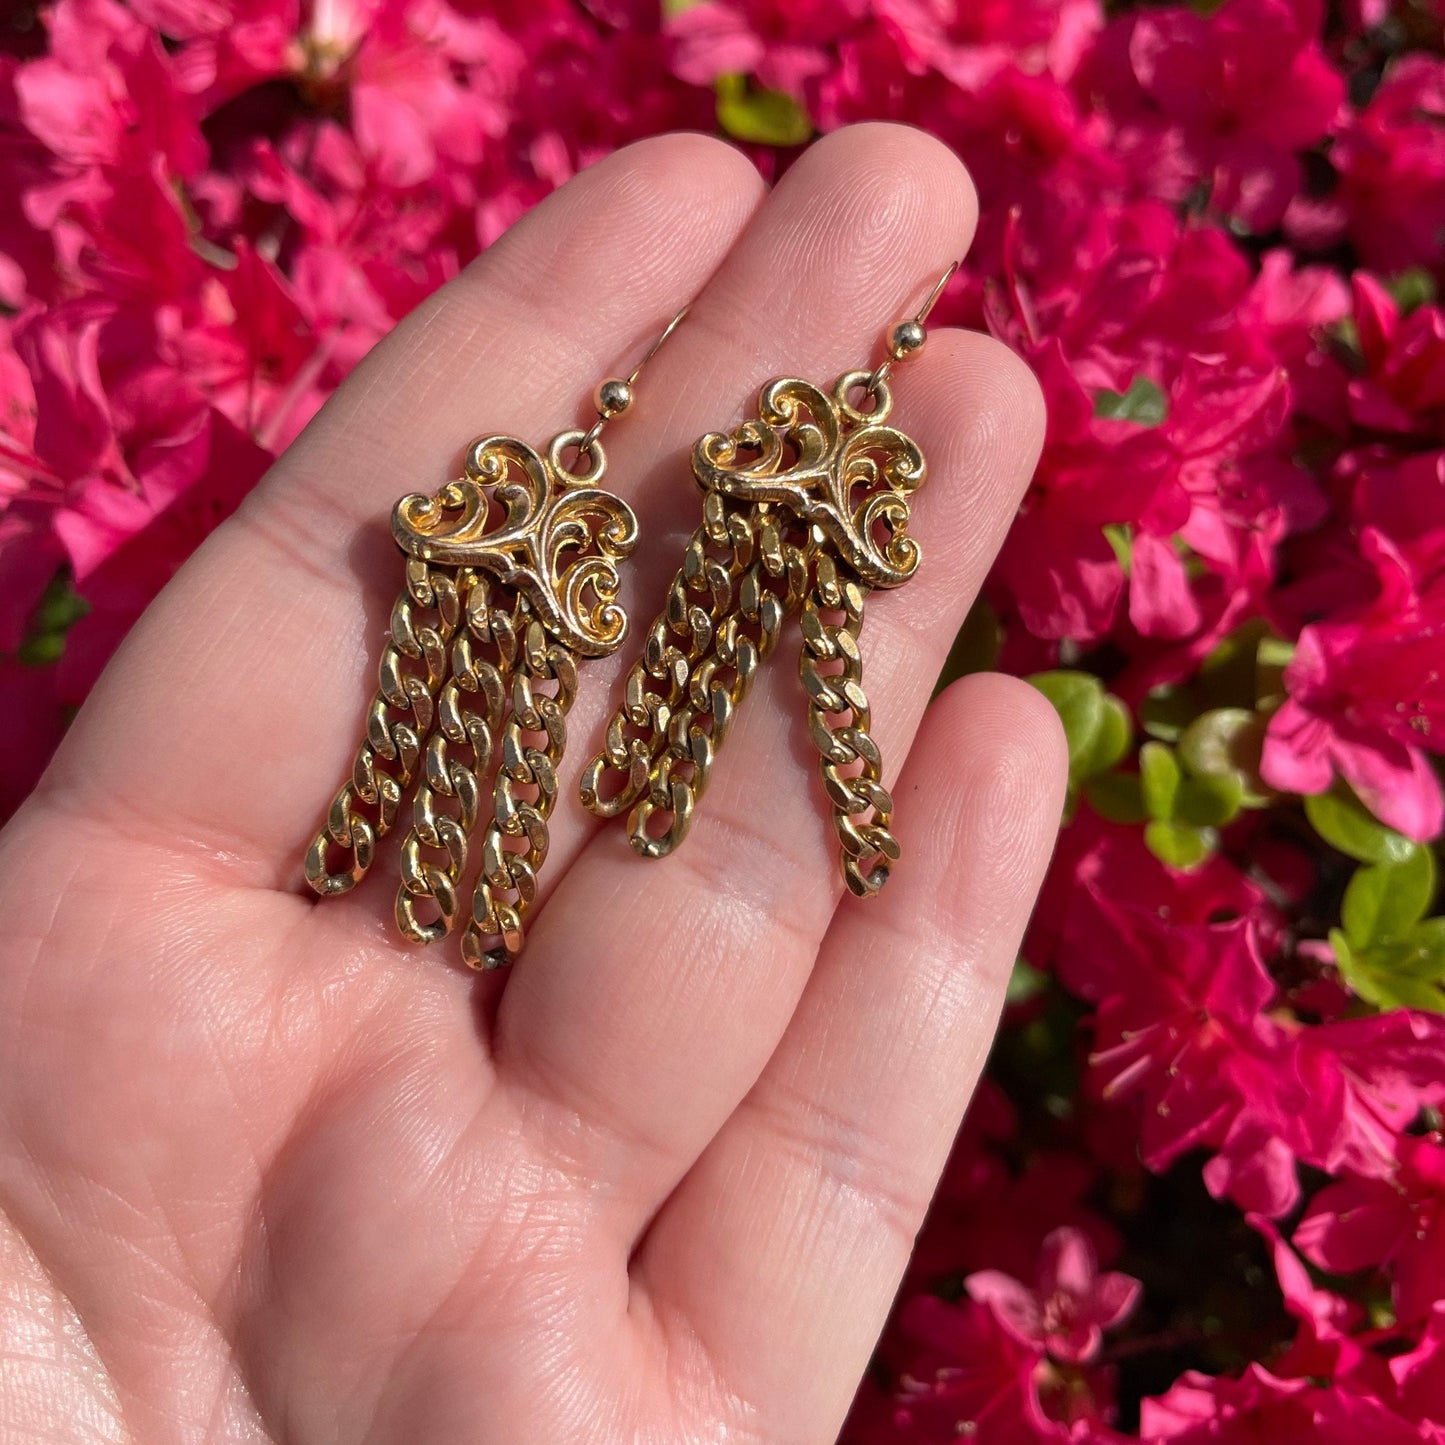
[392,433,639,657]
[690,373,926,590]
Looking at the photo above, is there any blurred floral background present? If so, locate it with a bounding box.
[3,0,1445,1438]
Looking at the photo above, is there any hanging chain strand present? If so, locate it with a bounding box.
[395,576,518,942]
[580,491,764,830]
[305,558,462,896]
[625,500,813,857]
[462,609,579,969]
[799,550,899,897]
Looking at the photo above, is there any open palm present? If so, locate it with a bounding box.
[0,124,1064,1445]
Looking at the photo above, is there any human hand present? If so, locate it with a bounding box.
[0,123,1064,1445]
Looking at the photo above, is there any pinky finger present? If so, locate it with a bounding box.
[633,674,1067,1443]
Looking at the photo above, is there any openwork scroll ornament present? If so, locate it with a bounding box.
[582,267,955,898]
[302,313,683,969]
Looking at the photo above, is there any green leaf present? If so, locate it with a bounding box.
[1386,267,1437,315]
[1078,696,1133,780]
[1140,741,1181,821]
[18,571,89,666]
[1343,848,1438,950]
[1305,789,1419,866]
[1140,687,1197,743]
[1178,707,1270,806]
[716,74,813,147]
[1029,671,1103,780]
[1177,771,1245,829]
[1085,772,1148,825]
[1145,819,1213,869]
[1006,957,1048,1006]
[1336,920,1445,1013]
[1094,375,1168,427]
[1103,522,1133,573]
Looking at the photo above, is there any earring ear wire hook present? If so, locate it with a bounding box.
[866,260,961,397]
[577,306,690,459]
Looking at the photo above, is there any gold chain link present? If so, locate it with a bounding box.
[799,551,900,897]
[305,558,462,896]
[625,500,814,857]
[579,491,753,821]
[462,608,579,970]
[395,577,520,942]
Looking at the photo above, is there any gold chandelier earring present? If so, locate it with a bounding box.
[580,266,955,899]
[305,311,686,968]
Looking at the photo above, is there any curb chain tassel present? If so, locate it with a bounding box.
[582,291,948,896]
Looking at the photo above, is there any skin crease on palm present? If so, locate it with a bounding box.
[0,124,1067,1445]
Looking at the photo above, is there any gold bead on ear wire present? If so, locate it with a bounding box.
[304,310,687,968]
[580,265,957,898]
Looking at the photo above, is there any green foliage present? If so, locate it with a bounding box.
[1029,671,1133,813]
[1386,266,1437,314]
[1343,846,1437,950]
[1103,522,1133,572]
[715,74,812,146]
[1177,708,1271,806]
[1305,788,1418,865]
[1141,623,1294,742]
[18,571,90,666]
[1094,375,1168,427]
[1006,957,1049,1006]
[1134,739,1246,868]
[1332,844,1445,1013]
[1333,921,1445,1013]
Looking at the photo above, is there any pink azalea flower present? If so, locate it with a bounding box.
[1392,1302,1445,1424]
[874,0,1102,89]
[1261,525,1445,841]
[668,0,865,93]
[967,1227,1141,1366]
[1342,275,1445,442]
[1066,898,1309,1214]
[988,339,1175,641]
[884,1295,1063,1444]
[1237,249,1350,426]
[1287,1009,1445,1183]
[1251,1215,1393,1398]
[1333,54,1445,278]
[1142,1364,1431,1443]
[1081,0,1345,231]
[1294,1132,1445,1327]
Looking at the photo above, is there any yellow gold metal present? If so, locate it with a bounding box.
[582,266,956,894]
[306,309,687,966]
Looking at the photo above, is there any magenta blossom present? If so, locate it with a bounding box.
[886,1295,1055,1444]
[1295,1132,1445,1327]
[967,1227,1141,1366]
[1331,54,1445,279]
[1262,525,1445,840]
[1082,0,1344,231]
[1142,1363,1437,1443]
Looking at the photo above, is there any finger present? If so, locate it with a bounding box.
[633,674,1067,1442]
[495,128,1043,1211]
[35,135,766,885]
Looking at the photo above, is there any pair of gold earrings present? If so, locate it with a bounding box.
[304,265,954,969]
